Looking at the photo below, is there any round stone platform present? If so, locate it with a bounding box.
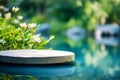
[0,50,75,64]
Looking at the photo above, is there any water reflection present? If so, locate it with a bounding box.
[95,24,120,46]
[66,26,87,41]
[0,64,75,77]
[96,37,120,46]
[0,37,120,80]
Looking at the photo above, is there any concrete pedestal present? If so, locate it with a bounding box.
[0,50,75,64]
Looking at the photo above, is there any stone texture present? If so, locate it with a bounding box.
[0,50,75,64]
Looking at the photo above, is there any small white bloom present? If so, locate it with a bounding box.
[12,7,19,12]
[13,19,20,24]
[28,23,36,29]
[0,5,4,9]
[0,13,2,17]
[17,15,23,20]
[4,12,11,19]
[33,35,41,43]
[20,23,27,28]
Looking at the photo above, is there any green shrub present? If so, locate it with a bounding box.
[0,7,54,50]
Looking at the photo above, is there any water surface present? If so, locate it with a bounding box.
[0,37,120,80]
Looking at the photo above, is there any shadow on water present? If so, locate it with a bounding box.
[0,63,75,77]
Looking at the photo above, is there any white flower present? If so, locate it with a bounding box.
[20,23,27,28]
[13,19,20,24]
[12,7,19,12]
[4,12,11,19]
[0,5,4,10]
[17,15,23,20]
[33,35,41,43]
[0,13,2,17]
[28,23,36,29]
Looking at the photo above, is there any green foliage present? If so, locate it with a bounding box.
[24,0,107,31]
[31,14,46,24]
[0,73,12,80]
[0,7,54,50]
[1,0,120,38]
[99,0,120,23]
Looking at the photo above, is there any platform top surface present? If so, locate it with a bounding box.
[0,50,74,58]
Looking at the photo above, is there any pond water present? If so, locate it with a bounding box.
[0,37,120,80]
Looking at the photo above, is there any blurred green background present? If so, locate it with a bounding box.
[1,0,120,33]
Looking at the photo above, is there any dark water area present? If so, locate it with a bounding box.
[0,37,120,80]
